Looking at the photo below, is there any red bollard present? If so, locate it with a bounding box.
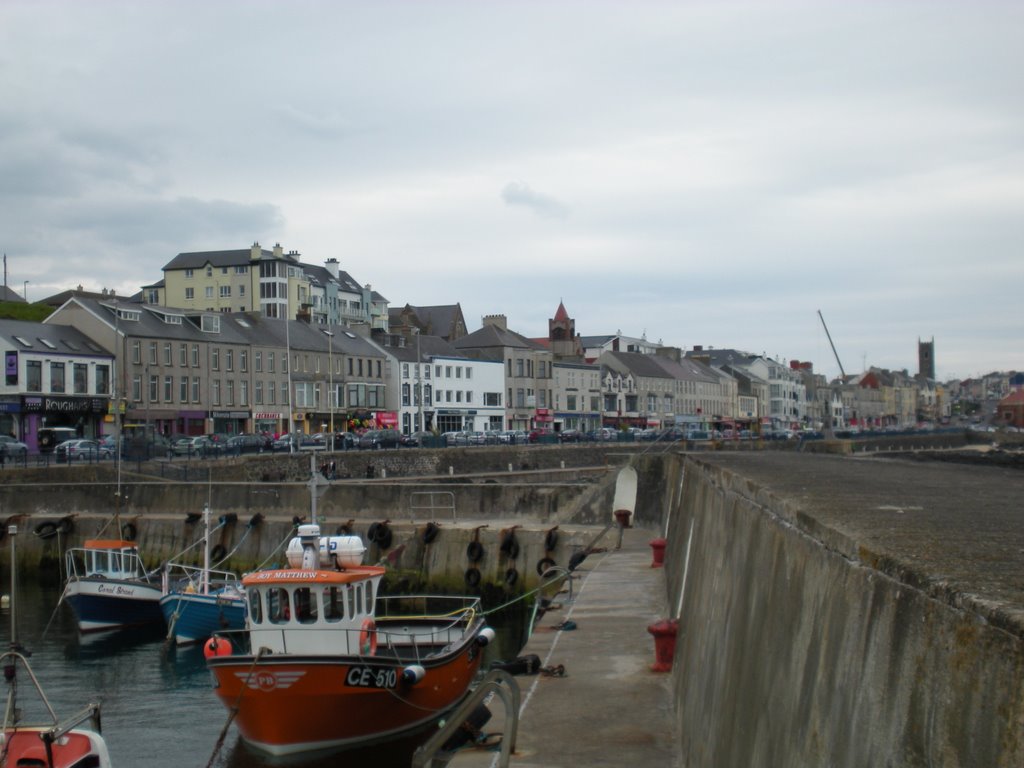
[649,538,667,567]
[614,509,632,528]
[647,619,678,672]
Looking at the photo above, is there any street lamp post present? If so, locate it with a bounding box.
[322,329,334,451]
[285,314,294,453]
[22,281,29,302]
[415,329,424,433]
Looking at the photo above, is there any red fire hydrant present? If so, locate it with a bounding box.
[649,538,667,568]
[647,619,678,672]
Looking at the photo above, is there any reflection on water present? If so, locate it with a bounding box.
[2,578,528,767]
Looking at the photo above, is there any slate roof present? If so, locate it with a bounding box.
[0,317,110,357]
[163,248,300,271]
[453,323,546,357]
[0,285,26,303]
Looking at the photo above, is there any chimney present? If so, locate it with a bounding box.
[250,242,261,261]
[273,243,284,259]
[482,314,507,331]
[325,258,339,279]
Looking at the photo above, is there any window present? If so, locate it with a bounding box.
[211,348,220,371]
[240,350,248,372]
[212,380,221,406]
[179,376,188,403]
[185,268,194,278]
[131,341,141,364]
[95,364,109,395]
[192,377,201,402]
[205,286,214,299]
[149,374,158,403]
[179,343,187,367]
[148,342,157,365]
[268,352,275,373]
[163,343,172,366]
[255,351,262,372]
[191,344,200,367]
[281,381,289,405]
[50,362,66,393]
[206,267,213,277]
[73,363,88,394]
[220,285,231,298]
[484,392,501,407]
[226,349,234,372]
[226,380,235,406]
[26,361,41,392]
[163,376,173,402]
[255,380,263,404]
[268,380,276,405]
[402,383,410,406]
[185,287,195,300]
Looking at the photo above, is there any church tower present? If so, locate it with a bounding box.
[549,301,583,360]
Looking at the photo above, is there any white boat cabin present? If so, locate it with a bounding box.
[66,539,148,581]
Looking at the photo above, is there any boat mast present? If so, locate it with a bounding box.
[202,504,211,595]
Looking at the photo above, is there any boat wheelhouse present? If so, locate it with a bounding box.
[63,539,163,633]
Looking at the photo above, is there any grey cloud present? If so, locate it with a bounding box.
[501,182,569,220]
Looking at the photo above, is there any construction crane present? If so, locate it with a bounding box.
[817,310,846,378]
[817,310,845,437]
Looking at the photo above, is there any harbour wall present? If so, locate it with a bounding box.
[660,452,1024,767]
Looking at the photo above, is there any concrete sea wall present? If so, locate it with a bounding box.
[661,452,1024,767]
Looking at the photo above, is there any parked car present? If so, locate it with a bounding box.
[464,431,486,446]
[502,430,528,445]
[358,429,401,450]
[558,429,582,443]
[37,427,78,454]
[528,428,555,444]
[173,436,212,456]
[400,430,432,447]
[56,439,111,462]
[0,435,29,460]
[225,434,267,454]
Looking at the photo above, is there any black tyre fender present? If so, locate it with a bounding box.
[248,513,264,528]
[504,567,519,587]
[536,557,557,577]
[374,524,393,550]
[219,513,238,526]
[499,531,520,559]
[209,544,227,562]
[422,522,440,545]
[367,522,382,543]
[58,516,75,535]
[466,540,484,563]
[34,521,59,540]
[464,567,481,588]
[185,512,202,525]
[121,522,137,541]
[544,528,559,552]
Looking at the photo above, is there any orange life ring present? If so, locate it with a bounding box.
[358,617,378,656]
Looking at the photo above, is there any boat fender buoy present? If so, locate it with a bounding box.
[58,516,74,535]
[34,521,59,540]
[248,513,264,528]
[121,522,137,541]
[359,617,378,656]
[209,544,227,562]
[536,557,557,577]
[185,512,201,525]
[367,522,381,542]
[466,541,484,563]
[464,567,481,588]
[504,567,519,587]
[203,636,233,660]
[476,627,496,647]
[402,664,426,684]
[219,513,238,526]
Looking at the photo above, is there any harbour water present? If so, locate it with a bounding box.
[3,578,528,767]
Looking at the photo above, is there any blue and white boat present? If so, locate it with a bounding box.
[63,536,164,633]
[159,506,246,646]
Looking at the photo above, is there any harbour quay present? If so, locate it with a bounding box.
[3,443,1024,766]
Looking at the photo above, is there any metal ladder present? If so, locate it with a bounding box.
[411,669,521,768]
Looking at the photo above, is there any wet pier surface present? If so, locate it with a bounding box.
[449,525,679,767]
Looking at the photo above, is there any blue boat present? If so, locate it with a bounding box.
[63,537,164,633]
[160,506,246,646]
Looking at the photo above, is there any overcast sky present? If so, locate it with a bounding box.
[2,1,1021,381]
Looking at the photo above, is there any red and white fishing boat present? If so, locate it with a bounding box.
[2,524,113,768]
[205,523,495,757]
